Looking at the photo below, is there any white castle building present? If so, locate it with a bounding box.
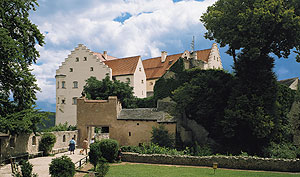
[55,43,222,125]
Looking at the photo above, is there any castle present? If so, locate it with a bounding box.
[55,43,223,125]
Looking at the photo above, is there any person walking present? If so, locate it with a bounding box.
[69,137,76,154]
[82,138,88,155]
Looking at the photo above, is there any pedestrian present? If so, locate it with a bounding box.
[82,138,88,155]
[90,137,95,145]
[69,137,76,154]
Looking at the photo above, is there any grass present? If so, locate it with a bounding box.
[101,163,298,177]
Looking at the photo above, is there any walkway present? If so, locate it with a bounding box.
[0,149,86,177]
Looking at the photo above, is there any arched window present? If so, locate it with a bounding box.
[32,136,36,145]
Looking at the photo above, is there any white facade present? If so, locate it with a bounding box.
[56,44,112,125]
[206,43,223,70]
[56,44,147,125]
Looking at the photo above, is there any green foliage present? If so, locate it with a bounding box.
[121,143,189,156]
[39,133,56,156]
[151,125,174,148]
[14,159,37,177]
[42,122,77,132]
[49,155,75,177]
[153,58,185,100]
[84,76,136,108]
[263,142,298,159]
[0,108,46,135]
[0,0,45,135]
[98,139,119,163]
[95,157,110,177]
[190,142,213,156]
[135,96,156,108]
[89,141,103,168]
[37,112,55,130]
[172,69,233,141]
[201,0,300,62]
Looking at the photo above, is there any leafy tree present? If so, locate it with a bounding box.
[0,0,45,135]
[201,0,300,63]
[84,76,136,108]
[201,0,300,155]
[98,139,119,163]
[151,125,175,148]
[39,132,56,156]
[89,141,103,168]
[172,69,233,142]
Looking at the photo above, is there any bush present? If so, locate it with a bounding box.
[39,132,56,156]
[89,141,103,168]
[14,160,37,177]
[264,142,297,159]
[151,125,174,148]
[95,157,110,177]
[98,139,119,163]
[49,155,75,177]
[135,96,156,108]
[190,142,212,156]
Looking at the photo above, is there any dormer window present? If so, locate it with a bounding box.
[76,57,79,62]
[169,60,173,65]
[70,68,73,72]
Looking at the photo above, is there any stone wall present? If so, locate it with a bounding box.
[0,130,77,162]
[121,152,300,172]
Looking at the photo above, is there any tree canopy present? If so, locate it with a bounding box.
[0,0,45,135]
[201,0,300,63]
[83,76,136,108]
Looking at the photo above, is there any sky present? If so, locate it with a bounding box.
[29,0,300,112]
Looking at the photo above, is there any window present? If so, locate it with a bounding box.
[84,57,87,61]
[150,82,153,85]
[57,97,60,104]
[101,127,109,133]
[129,132,131,136]
[70,68,73,72]
[57,81,59,89]
[72,97,77,105]
[32,136,36,145]
[62,99,65,104]
[73,81,78,88]
[10,138,15,148]
[76,57,79,62]
[139,67,141,71]
[90,67,93,71]
[126,78,130,83]
[137,123,139,125]
[169,60,173,65]
[62,81,65,88]
[142,91,143,95]
[141,80,144,84]
[214,56,215,60]
[63,135,66,142]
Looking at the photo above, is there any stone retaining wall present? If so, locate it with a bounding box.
[121,152,300,172]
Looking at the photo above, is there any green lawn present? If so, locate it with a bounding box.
[104,163,298,177]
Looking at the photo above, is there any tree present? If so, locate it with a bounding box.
[83,76,136,108]
[201,0,300,155]
[0,0,45,135]
[151,124,175,148]
[201,0,300,63]
[49,156,75,177]
[172,69,233,142]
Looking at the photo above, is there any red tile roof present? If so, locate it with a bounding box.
[104,56,140,76]
[93,52,117,62]
[142,49,211,80]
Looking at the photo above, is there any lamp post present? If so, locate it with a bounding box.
[213,162,218,174]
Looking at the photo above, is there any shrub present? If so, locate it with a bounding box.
[151,125,174,148]
[42,122,76,132]
[190,142,212,156]
[49,155,75,177]
[95,157,110,177]
[264,142,297,159]
[39,132,56,156]
[98,139,119,163]
[89,141,103,168]
[14,160,37,177]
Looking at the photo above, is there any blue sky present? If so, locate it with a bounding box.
[29,0,300,112]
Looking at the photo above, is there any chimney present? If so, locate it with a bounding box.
[103,51,107,60]
[161,51,167,63]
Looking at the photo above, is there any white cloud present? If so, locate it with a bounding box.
[30,0,218,111]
